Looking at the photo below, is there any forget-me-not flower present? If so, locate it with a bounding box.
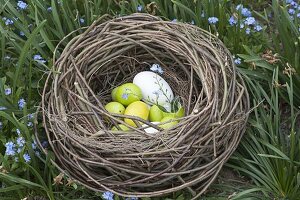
[102,191,114,200]
[17,137,25,147]
[33,54,46,63]
[23,153,31,162]
[5,88,11,95]
[18,98,26,109]
[32,141,37,150]
[47,7,52,12]
[28,113,34,119]
[42,140,48,148]
[137,5,142,12]
[5,141,16,156]
[234,58,242,65]
[0,106,7,111]
[241,8,252,17]
[3,17,14,25]
[245,28,251,35]
[16,129,21,135]
[229,16,237,26]
[20,31,25,36]
[254,24,263,32]
[236,4,243,11]
[208,17,219,24]
[288,8,296,15]
[126,197,138,200]
[79,18,85,24]
[17,1,28,10]
[150,64,164,74]
[27,121,33,127]
[244,17,256,25]
[201,11,205,18]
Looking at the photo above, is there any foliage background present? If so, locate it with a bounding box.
[0,0,299,199]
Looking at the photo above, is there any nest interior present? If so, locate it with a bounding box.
[39,13,250,199]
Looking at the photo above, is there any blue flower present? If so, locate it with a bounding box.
[47,7,52,12]
[33,54,46,63]
[201,11,205,18]
[2,17,14,25]
[17,1,28,10]
[208,17,219,24]
[20,31,25,36]
[236,4,243,11]
[5,141,16,156]
[16,129,21,135]
[240,23,245,29]
[5,88,11,95]
[288,8,295,15]
[150,64,163,74]
[297,13,300,18]
[0,106,7,111]
[17,137,25,147]
[17,147,23,153]
[286,0,293,4]
[245,28,251,35]
[191,20,195,25]
[229,16,237,26]
[42,140,48,148]
[79,18,85,24]
[291,1,298,7]
[102,191,114,200]
[32,141,37,150]
[234,58,242,65]
[27,121,33,127]
[241,8,252,17]
[171,18,177,23]
[28,113,34,119]
[244,17,256,25]
[23,153,31,162]
[4,55,11,60]
[125,197,138,200]
[18,98,26,109]
[122,93,128,100]
[254,24,263,32]
[137,5,142,12]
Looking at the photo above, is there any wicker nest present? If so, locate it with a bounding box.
[39,13,249,199]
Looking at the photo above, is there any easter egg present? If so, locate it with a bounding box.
[142,122,160,134]
[149,105,164,122]
[115,83,142,106]
[105,102,125,114]
[133,71,174,105]
[124,101,149,127]
[159,116,179,130]
[111,124,130,131]
[163,106,185,118]
[111,87,119,101]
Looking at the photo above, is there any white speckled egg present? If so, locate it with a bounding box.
[133,71,174,105]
